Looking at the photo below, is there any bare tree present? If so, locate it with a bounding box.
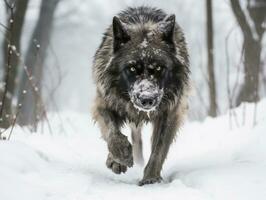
[206,0,217,117]
[0,0,29,128]
[230,0,266,106]
[17,0,60,130]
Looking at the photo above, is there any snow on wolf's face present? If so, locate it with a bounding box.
[129,78,163,111]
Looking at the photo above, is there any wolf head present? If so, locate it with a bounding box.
[105,14,189,112]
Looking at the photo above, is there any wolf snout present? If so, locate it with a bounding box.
[134,92,159,111]
[138,95,157,108]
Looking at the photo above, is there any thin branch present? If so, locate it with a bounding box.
[253,51,260,127]
[22,64,53,135]
[0,22,9,31]
[1,34,53,135]
[225,26,235,129]
[7,105,21,140]
[194,84,209,113]
[3,0,15,9]
[0,1,14,121]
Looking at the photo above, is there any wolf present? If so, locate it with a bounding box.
[92,6,190,186]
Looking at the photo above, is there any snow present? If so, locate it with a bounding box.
[129,79,164,112]
[0,99,266,200]
[105,56,113,70]
[140,38,148,48]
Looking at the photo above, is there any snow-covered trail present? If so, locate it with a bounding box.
[1,100,266,200]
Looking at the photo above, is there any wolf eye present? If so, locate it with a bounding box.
[130,66,136,72]
[156,66,161,71]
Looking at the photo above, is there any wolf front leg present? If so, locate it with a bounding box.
[139,110,178,186]
[130,123,144,166]
[93,106,133,174]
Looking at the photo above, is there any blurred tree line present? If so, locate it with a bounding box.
[206,0,266,117]
[0,0,59,132]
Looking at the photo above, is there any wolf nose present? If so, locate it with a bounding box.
[140,97,156,107]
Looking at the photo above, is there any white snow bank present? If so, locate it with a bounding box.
[0,100,266,200]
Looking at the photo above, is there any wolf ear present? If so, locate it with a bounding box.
[160,14,176,44]
[113,16,130,52]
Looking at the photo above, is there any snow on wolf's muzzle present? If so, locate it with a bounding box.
[130,79,163,111]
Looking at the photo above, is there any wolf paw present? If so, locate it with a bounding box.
[138,176,163,186]
[107,133,133,167]
[106,153,128,174]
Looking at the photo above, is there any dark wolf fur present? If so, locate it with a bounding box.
[92,6,190,186]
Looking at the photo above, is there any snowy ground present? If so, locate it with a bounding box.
[1,100,266,200]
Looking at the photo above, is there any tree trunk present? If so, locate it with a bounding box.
[17,0,60,130]
[206,0,217,117]
[236,38,261,104]
[0,0,29,128]
[230,0,266,106]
